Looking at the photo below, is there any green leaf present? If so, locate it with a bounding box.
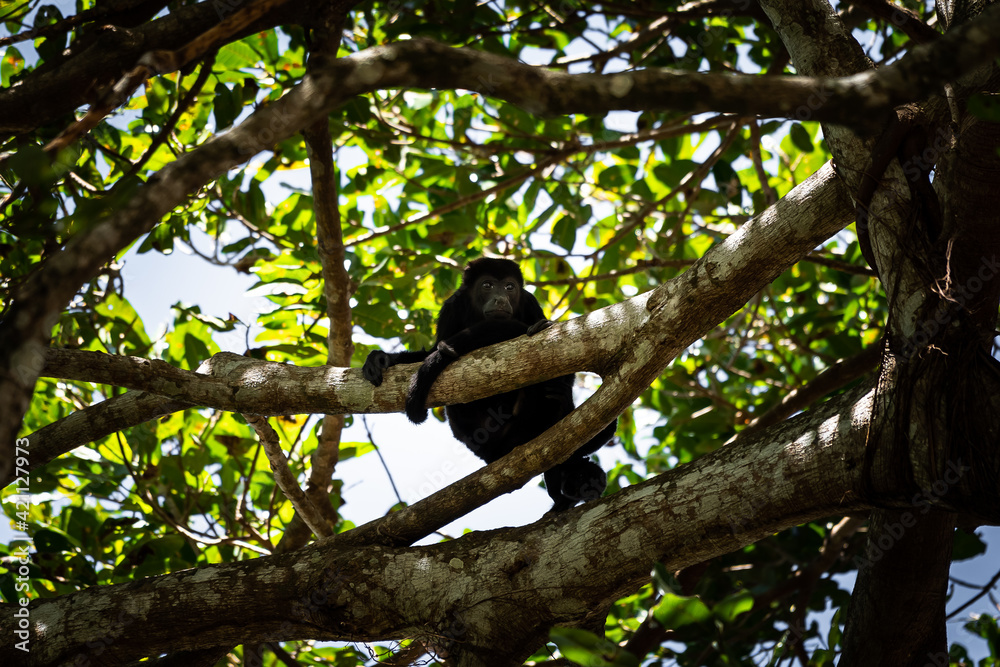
[8,144,55,187]
[33,528,74,553]
[214,82,241,130]
[652,593,712,629]
[714,590,753,623]
[552,215,577,252]
[790,123,814,153]
[549,627,639,667]
[340,441,376,459]
[951,528,987,561]
[809,648,837,666]
[217,40,260,70]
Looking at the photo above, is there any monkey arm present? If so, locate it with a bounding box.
[362,349,432,386]
[404,319,528,424]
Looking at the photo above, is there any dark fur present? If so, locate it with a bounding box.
[363,258,616,511]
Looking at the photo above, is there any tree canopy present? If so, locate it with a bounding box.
[1,0,1000,665]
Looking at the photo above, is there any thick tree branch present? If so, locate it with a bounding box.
[0,382,879,666]
[5,6,998,478]
[306,16,1000,128]
[10,161,856,504]
[0,0,349,134]
[763,1,1000,661]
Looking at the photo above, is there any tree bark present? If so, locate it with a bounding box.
[761,0,1000,658]
[0,383,880,666]
[841,510,955,665]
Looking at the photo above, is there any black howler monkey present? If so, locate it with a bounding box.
[362,258,616,511]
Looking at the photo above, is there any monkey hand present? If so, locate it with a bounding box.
[436,341,459,358]
[526,319,553,336]
[362,350,391,386]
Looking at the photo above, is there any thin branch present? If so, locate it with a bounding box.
[599,118,742,254]
[124,54,216,180]
[345,151,567,246]
[749,118,778,207]
[730,344,882,442]
[362,415,404,507]
[245,414,333,538]
[0,0,170,47]
[804,252,876,276]
[847,0,940,45]
[38,0,291,157]
[945,566,1000,620]
[532,258,695,287]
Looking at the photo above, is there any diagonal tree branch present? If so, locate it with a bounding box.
[4,5,998,497]
[0,378,881,666]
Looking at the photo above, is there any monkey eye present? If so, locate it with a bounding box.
[504,282,516,291]
[481,280,494,290]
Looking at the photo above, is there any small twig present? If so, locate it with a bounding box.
[40,0,289,156]
[598,117,743,254]
[805,252,876,276]
[345,152,566,247]
[124,54,216,179]
[362,415,404,506]
[245,414,333,538]
[946,566,1000,620]
[0,0,169,47]
[847,0,939,45]
[748,118,778,206]
[533,258,695,287]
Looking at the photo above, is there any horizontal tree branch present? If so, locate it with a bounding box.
[733,343,882,440]
[4,0,996,461]
[11,160,856,515]
[0,381,879,666]
[0,0,337,133]
[7,389,190,487]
